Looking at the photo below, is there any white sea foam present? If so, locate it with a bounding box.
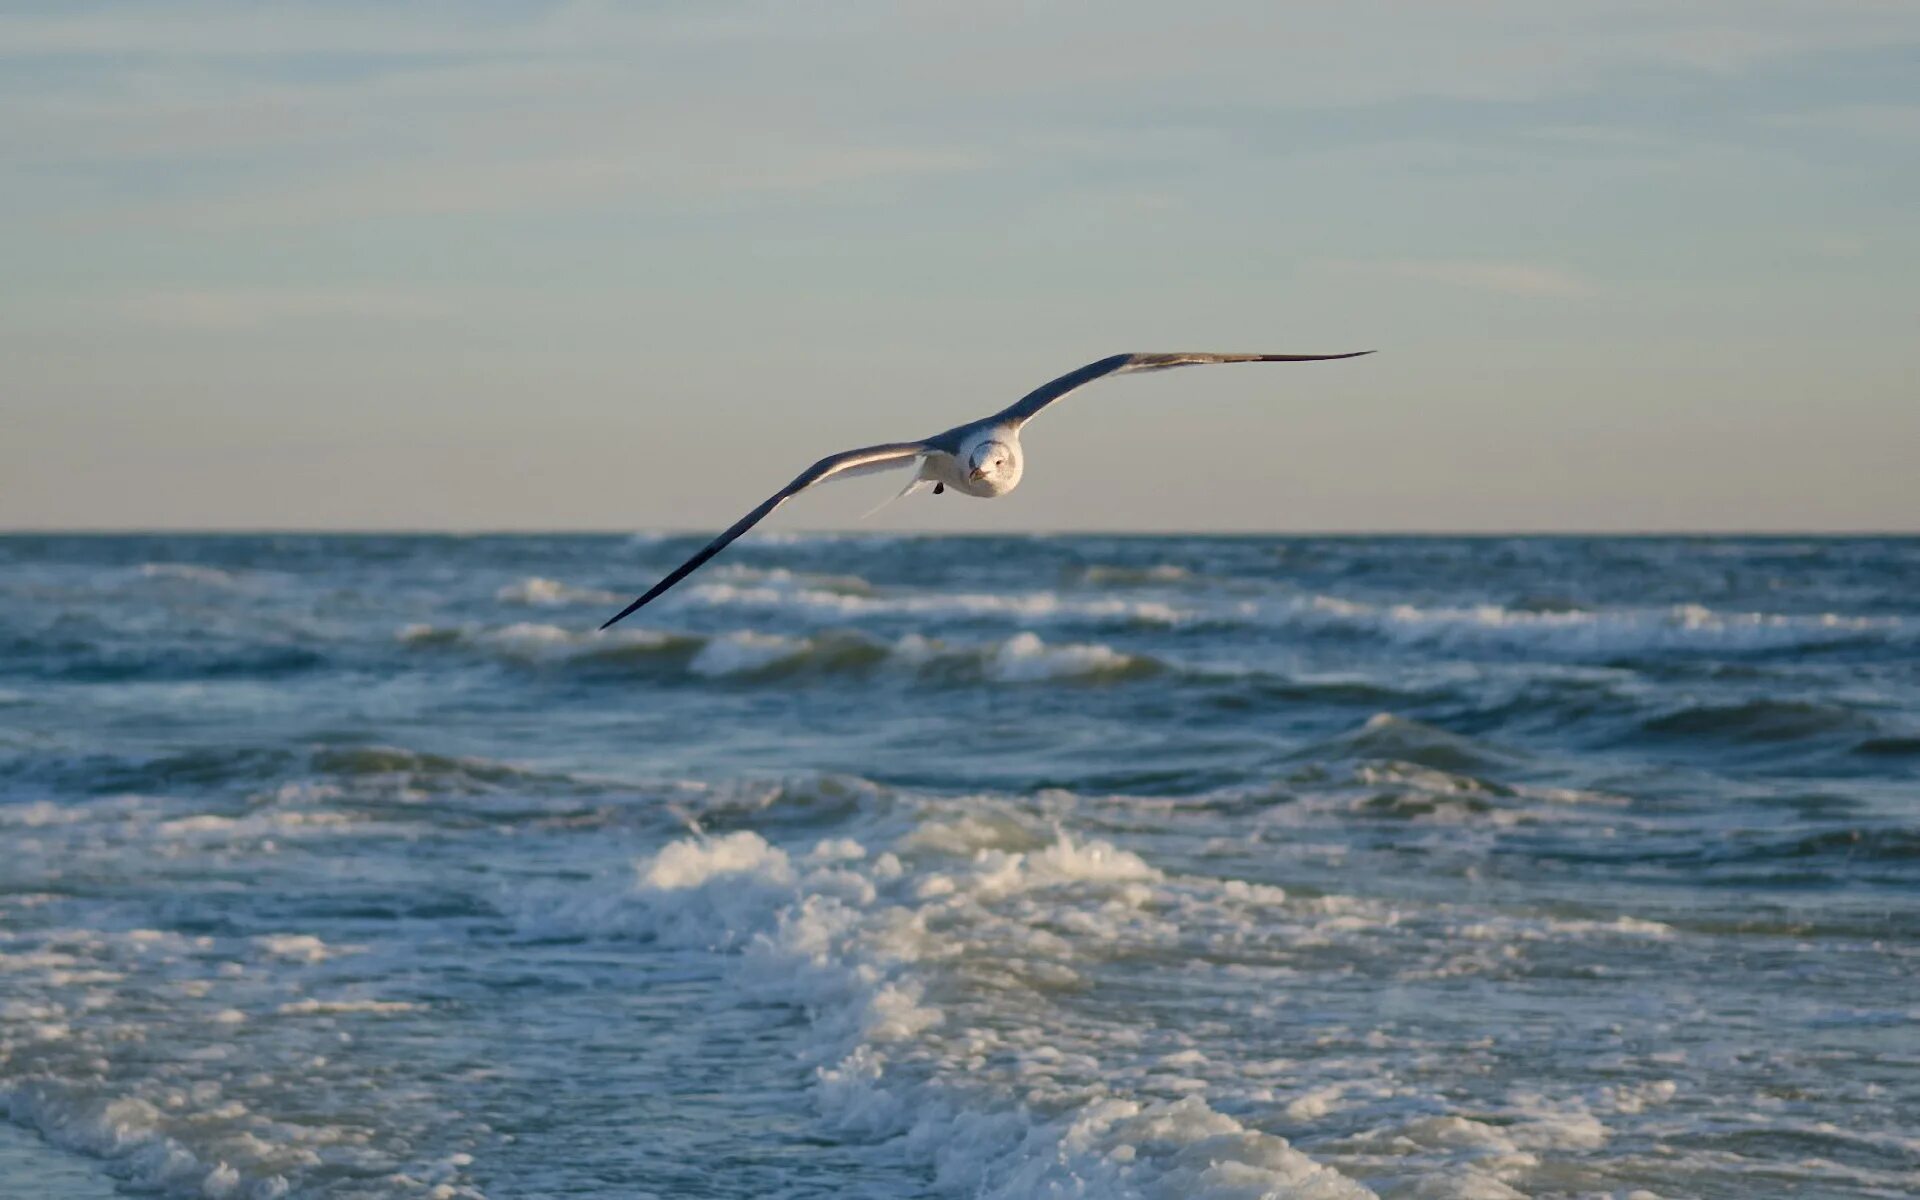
[533,801,1736,1199]
[493,576,619,607]
[399,621,679,662]
[706,564,874,595]
[685,580,1186,626]
[252,935,352,964]
[276,999,422,1016]
[1,1089,292,1200]
[687,631,812,677]
[984,631,1140,682]
[0,915,481,1199]
[1291,593,1900,656]
[397,619,1150,684]
[894,630,1148,683]
[135,563,248,589]
[1078,563,1193,585]
[505,824,1393,1200]
[478,622,586,655]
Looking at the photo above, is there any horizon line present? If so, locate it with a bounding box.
[4,527,1918,539]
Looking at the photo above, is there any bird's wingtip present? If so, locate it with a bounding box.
[598,605,637,632]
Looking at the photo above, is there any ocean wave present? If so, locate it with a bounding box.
[558,575,1905,657]
[1295,712,1521,773]
[1639,699,1876,744]
[681,580,1188,626]
[1854,734,1920,757]
[10,640,330,686]
[398,620,696,666]
[494,576,620,607]
[1,742,594,811]
[2,746,301,796]
[0,919,477,1200]
[276,997,423,1016]
[1708,825,1920,867]
[133,562,252,589]
[398,621,1157,684]
[1286,595,1901,658]
[304,744,586,796]
[1,1085,301,1200]
[510,827,1375,1200]
[705,564,875,595]
[1073,563,1194,586]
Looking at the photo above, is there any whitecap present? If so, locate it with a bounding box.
[494,576,619,606]
[135,562,246,588]
[684,581,1186,626]
[275,998,421,1016]
[985,631,1140,682]
[688,631,812,678]
[1288,593,1900,657]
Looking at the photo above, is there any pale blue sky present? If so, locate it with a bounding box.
[3,1,1916,531]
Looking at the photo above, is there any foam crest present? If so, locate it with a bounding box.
[897,631,1153,684]
[398,621,686,664]
[0,922,485,1199]
[986,631,1139,682]
[135,563,249,589]
[706,564,874,595]
[493,576,619,606]
[688,631,813,678]
[958,832,1163,901]
[515,832,881,951]
[640,829,794,890]
[1076,563,1193,586]
[1293,593,1900,657]
[399,619,1154,684]
[685,580,1186,626]
[511,824,1385,1200]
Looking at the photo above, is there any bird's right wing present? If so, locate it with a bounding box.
[991,351,1371,428]
[600,441,925,629]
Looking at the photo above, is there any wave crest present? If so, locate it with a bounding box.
[494,576,619,606]
[1292,594,1899,658]
[398,622,1155,684]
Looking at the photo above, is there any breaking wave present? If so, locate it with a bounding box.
[682,580,1188,627]
[494,576,620,607]
[1284,595,1901,658]
[513,828,1375,1200]
[398,622,1158,684]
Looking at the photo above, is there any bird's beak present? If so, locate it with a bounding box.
[968,467,987,481]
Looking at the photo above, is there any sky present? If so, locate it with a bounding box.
[2,1,1917,533]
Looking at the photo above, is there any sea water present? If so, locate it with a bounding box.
[0,534,1915,1198]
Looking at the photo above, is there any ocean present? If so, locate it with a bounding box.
[1,532,1915,1199]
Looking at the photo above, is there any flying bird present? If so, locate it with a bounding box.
[600,350,1369,629]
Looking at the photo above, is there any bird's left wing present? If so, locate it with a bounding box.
[991,351,1371,428]
[600,441,926,629]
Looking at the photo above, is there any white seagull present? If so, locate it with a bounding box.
[600,350,1369,629]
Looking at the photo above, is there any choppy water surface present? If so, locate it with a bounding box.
[1,533,1916,1199]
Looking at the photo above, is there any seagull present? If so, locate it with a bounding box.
[600,350,1370,629]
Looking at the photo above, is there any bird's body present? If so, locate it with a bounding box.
[921,427,1022,498]
[600,350,1368,629]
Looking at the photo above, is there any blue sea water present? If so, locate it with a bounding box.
[0,532,1916,1199]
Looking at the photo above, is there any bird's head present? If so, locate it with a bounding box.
[967,439,1016,483]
